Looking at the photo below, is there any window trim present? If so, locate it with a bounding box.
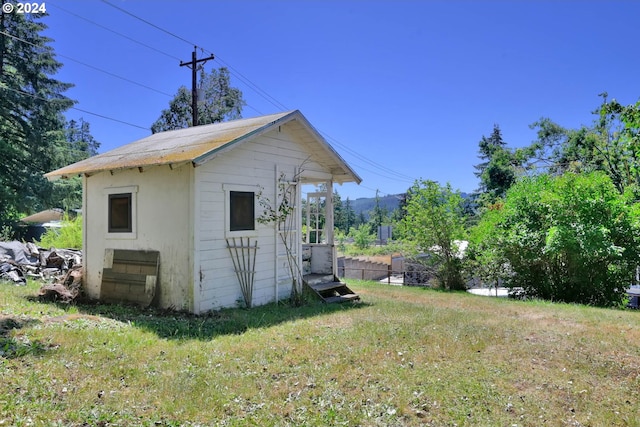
[104,186,138,239]
[223,184,257,237]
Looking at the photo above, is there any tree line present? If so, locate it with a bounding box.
[466,94,640,307]
[389,93,640,308]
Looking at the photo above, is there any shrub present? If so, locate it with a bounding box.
[401,180,467,290]
[349,224,375,250]
[472,172,640,307]
[37,214,82,249]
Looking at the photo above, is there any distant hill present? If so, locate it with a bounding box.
[348,194,403,219]
[346,192,471,219]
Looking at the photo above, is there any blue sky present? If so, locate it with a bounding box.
[38,0,640,200]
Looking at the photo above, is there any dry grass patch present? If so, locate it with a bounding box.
[1,279,639,426]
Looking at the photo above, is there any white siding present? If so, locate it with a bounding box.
[195,125,324,312]
[83,163,194,311]
[82,120,339,314]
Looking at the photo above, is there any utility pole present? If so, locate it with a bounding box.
[180,46,214,127]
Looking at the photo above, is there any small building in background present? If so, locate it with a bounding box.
[18,208,80,242]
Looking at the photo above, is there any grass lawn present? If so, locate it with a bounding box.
[1,279,639,426]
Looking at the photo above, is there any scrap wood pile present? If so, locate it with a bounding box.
[0,240,83,303]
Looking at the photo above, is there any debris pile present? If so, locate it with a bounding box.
[37,265,83,303]
[0,240,82,302]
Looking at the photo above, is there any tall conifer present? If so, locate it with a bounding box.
[0,7,74,219]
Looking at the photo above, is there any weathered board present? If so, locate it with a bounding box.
[304,274,360,304]
[100,249,159,306]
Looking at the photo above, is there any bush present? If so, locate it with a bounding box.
[400,180,467,290]
[37,215,82,249]
[472,172,640,307]
[349,224,375,250]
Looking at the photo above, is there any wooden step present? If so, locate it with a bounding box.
[304,277,360,304]
[324,294,360,304]
[304,274,335,286]
[309,281,347,292]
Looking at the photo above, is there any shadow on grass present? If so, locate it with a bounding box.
[31,295,370,341]
[0,316,50,359]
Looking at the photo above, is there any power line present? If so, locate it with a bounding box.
[70,106,149,131]
[0,30,174,98]
[359,184,398,195]
[212,56,289,112]
[67,2,418,184]
[48,2,182,61]
[322,132,416,182]
[100,0,289,113]
[100,0,197,47]
[43,5,270,116]
[343,158,415,184]
[1,86,150,131]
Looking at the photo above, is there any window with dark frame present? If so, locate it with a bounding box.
[108,193,132,233]
[229,191,255,231]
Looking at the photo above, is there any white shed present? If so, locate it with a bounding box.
[45,110,361,313]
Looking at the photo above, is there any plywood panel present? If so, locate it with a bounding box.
[100,249,160,306]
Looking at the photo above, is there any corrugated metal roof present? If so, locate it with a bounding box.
[45,110,361,184]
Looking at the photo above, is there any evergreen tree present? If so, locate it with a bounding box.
[369,189,388,236]
[50,118,100,211]
[333,190,346,232]
[0,7,74,220]
[473,125,516,203]
[390,192,408,240]
[65,118,99,157]
[343,197,356,232]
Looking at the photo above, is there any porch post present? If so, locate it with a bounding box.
[295,167,302,284]
[325,180,336,277]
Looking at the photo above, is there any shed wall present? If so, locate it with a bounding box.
[194,126,324,312]
[83,163,194,310]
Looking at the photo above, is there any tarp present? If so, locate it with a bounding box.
[0,240,81,285]
[0,241,39,266]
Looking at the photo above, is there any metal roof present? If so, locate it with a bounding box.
[20,208,64,224]
[45,110,362,184]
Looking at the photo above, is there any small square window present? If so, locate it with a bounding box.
[109,193,132,233]
[229,191,255,231]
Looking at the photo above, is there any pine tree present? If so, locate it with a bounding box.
[0,7,74,220]
[333,190,346,232]
[473,124,516,203]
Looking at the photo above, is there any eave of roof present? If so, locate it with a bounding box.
[45,111,294,180]
[45,110,361,185]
